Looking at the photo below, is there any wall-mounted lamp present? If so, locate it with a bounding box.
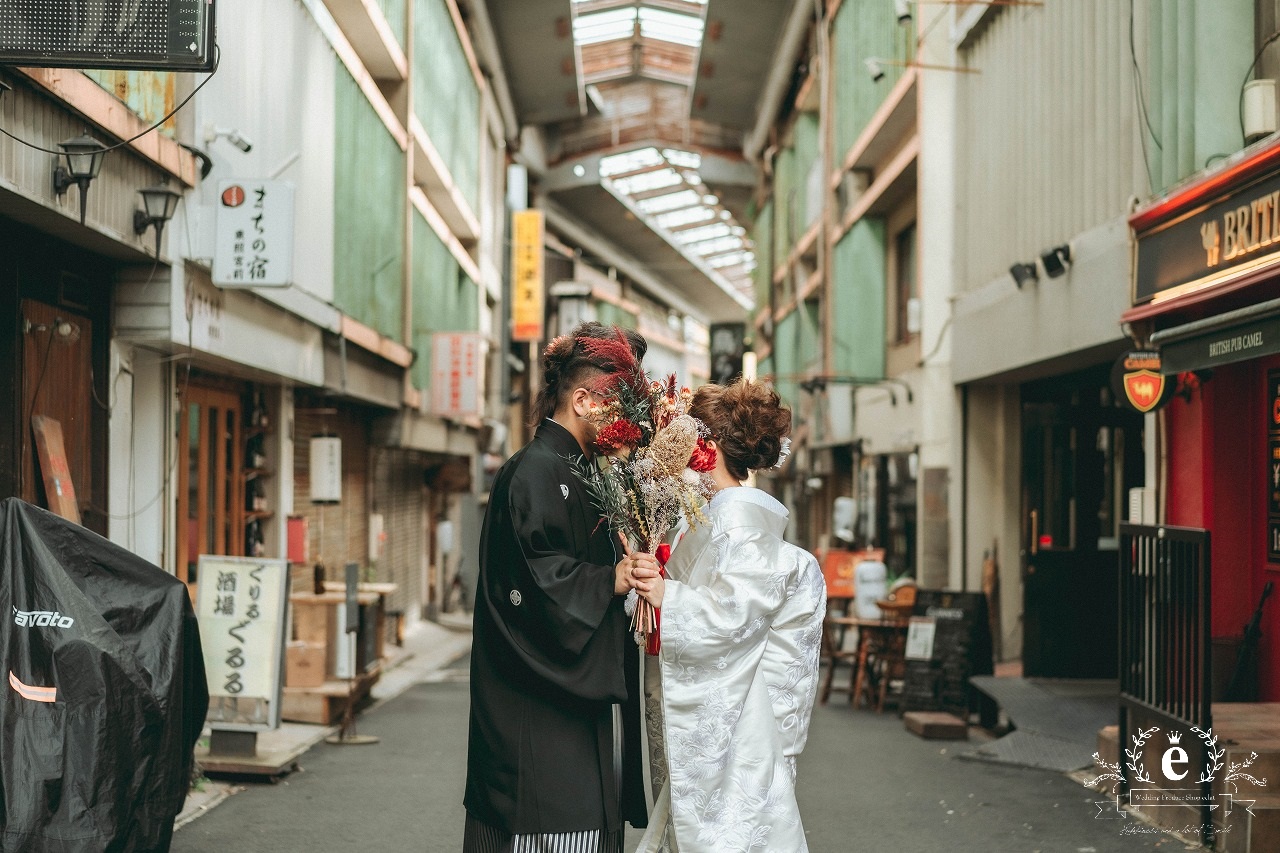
[53,133,107,225]
[1039,244,1071,278]
[133,183,182,256]
[864,56,980,82]
[1009,261,1039,289]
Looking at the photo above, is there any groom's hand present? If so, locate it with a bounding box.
[614,550,661,595]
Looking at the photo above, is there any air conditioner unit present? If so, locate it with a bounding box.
[0,0,217,72]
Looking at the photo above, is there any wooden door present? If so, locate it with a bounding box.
[20,300,94,523]
[177,383,245,599]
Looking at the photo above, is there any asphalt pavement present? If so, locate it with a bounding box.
[173,649,1182,853]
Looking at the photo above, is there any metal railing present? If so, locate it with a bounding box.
[1118,523,1212,846]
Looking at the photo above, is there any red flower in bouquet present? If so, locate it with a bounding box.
[688,437,717,473]
[593,418,643,454]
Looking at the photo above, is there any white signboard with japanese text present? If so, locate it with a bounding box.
[212,180,295,288]
[196,555,289,731]
[430,332,485,419]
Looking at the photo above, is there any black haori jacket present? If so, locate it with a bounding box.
[465,420,647,835]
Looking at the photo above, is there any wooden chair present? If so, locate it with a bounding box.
[817,548,884,705]
[872,580,917,713]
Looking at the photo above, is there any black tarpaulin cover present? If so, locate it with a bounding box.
[0,498,208,852]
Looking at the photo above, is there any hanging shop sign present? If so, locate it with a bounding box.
[709,323,747,385]
[511,210,545,342]
[1134,155,1280,305]
[1110,350,1176,413]
[430,332,485,419]
[213,180,295,288]
[196,555,289,731]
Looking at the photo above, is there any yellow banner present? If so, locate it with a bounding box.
[511,210,544,342]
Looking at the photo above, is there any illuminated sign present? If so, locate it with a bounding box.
[511,210,544,342]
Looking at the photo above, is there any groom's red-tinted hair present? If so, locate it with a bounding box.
[690,378,792,481]
[532,322,647,423]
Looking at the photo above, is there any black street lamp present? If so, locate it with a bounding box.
[53,133,107,225]
[133,183,183,256]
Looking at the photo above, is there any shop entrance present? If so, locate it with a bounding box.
[1021,364,1144,678]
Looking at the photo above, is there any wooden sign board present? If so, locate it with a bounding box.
[196,555,289,731]
[900,590,994,719]
[31,415,80,524]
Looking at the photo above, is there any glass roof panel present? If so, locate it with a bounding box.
[638,7,704,47]
[635,188,703,213]
[599,147,665,177]
[688,235,743,256]
[655,206,715,229]
[675,222,732,244]
[612,168,683,195]
[573,7,637,45]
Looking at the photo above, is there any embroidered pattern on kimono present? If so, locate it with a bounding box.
[641,488,825,853]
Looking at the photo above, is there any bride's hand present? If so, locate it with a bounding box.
[637,575,664,609]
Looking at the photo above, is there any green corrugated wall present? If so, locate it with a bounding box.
[596,301,638,331]
[334,67,406,342]
[833,0,914,159]
[411,212,479,389]
[1145,0,1251,192]
[753,200,775,308]
[831,221,886,380]
[375,0,407,47]
[415,0,481,213]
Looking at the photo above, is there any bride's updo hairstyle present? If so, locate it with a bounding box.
[690,378,792,481]
[532,322,647,423]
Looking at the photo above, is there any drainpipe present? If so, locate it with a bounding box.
[743,0,816,164]
[403,0,416,405]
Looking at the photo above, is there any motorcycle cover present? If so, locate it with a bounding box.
[0,498,208,852]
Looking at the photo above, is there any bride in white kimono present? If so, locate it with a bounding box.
[633,379,826,853]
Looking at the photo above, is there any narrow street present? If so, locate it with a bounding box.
[173,652,1171,853]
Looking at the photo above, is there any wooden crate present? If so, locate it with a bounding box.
[285,641,326,688]
[281,663,381,725]
[903,711,968,740]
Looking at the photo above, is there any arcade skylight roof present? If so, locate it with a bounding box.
[570,0,756,309]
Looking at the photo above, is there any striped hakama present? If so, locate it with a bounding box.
[462,814,623,853]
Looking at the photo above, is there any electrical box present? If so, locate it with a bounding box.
[0,0,217,71]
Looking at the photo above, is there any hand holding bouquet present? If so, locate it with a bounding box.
[573,347,717,654]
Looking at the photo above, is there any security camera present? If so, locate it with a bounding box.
[204,125,253,153]
[864,58,885,83]
[895,0,912,25]
[225,130,253,153]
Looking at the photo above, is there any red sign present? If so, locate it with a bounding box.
[221,185,246,208]
[1123,369,1166,413]
[1111,350,1175,413]
[431,333,485,419]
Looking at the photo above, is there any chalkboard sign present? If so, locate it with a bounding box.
[900,590,994,718]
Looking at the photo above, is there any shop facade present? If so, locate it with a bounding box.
[1127,138,1280,702]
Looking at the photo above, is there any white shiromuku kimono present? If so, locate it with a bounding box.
[638,487,826,853]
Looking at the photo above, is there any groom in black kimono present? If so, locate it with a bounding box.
[464,323,659,852]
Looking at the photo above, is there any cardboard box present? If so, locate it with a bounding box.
[285,641,326,688]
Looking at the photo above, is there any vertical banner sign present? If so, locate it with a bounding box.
[431,332,485,418]
[212,180,295,288]
[511,210,545,341]
[1267,371,1280,562]
[197,556,289,731]
[709,323,747,385]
